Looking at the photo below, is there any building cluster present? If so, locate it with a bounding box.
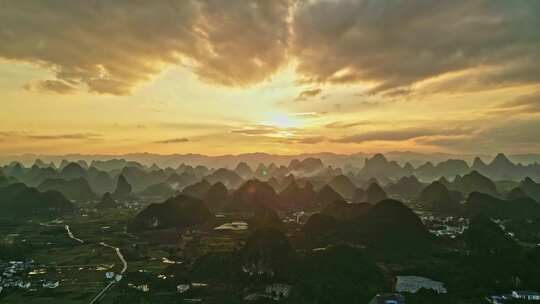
[244,283,292,301]
[0,260,59,293]
[395,275,447,294]
[421,215,469,238]
[487,290,540,303]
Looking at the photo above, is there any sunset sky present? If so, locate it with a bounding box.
[1,0,539,156]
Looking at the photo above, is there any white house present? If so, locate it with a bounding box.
[512,291,540,301]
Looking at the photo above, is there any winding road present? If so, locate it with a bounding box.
[65,225,84,244]
[89,242,128,304]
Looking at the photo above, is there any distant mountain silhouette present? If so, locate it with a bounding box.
[203,182,228,211]
[277,180,316,210]
[182,180,212,199]
[96,192,117,209]
[419,181,461,213]
[38,178,96,201]
[464,192,540,219]
[234,162,253,179]
[60,162,87,180]
[359,153,405,180]
[86,167,114,194]
[227,179,278,211]
[349,199,433,255]
[314,185,344,207]
[520,177,540,202]
[351,187,366,204]
[365,182,388,204]
[385,175,425,198]
[137,182,176,199]
[166,171,198,190]
[0,183,74,218]
[507,187,530,201]
[289,157,325,175]
[113,174,132,199]
[128,194,213,231]
[328,175,358,200]
[205,168,243,189]
[452,170,498,197]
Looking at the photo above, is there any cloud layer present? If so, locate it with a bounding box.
[1,0,539,97]
[0,0,291,95]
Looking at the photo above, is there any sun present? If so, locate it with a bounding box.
[262,114,301,129]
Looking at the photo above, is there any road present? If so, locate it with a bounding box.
[89,242,128,304]
[65,225,85,244]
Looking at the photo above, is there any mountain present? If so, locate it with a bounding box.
[38,178,96,201]
[464,215,520,254]
[203,182,229,211]
[302,213,340,244]
[520,177,540,202]
[249,206,283,230]
[328,175,358,200]
[351,188,366,204]
[385,175,425,198]
[166,171,198,190]
[349,199,433,254]
[227,179,278,211]
[253,163,269,180]
[289,157,325,175]
[314,185,344,207]
[464,192,540,219]
[113,174,133,199]
[507,187,530,201]
[182,180,212,200]
[20,165,58,187]
[86,167,114,194]
[296,244,390,304]
[204,168,243,189]
[277,180,316,210]
[365,182,388,204]
[0,183,74,218]
[322,200,370,221]
[419,181,461,213]
[240,228,294,278]
[358,153,405,179]
[453,170,498,196]
[96,192,117,209]
[137,182,176,199]
[234,162,253,179]
[59,162,87,180]
[128,194,213,231]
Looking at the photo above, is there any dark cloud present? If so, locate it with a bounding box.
[294,136,326,144]
[325,120,371,129]
[27,133,101,140]
[154,138,190,144]
[0,0,291,95]
[335,128,471,143]
[292,0,540,94]
[23,80,77,94]
[296,88,322,101]
[231,126,280,136]
[1,0,539,98]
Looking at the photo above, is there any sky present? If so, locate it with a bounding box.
[1,0,539,156]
